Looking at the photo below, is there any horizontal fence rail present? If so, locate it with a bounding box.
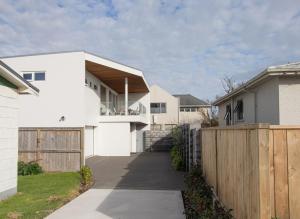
[18,127,84,172]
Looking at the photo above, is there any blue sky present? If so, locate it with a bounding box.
[0,0,300,100]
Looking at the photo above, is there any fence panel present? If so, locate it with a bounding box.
[201,124,300,219]
[18,128,83,172]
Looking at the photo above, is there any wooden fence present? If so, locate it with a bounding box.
[201,124,300,219]
[19,128,84,172]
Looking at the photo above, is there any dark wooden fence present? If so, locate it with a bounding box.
[18,128,84,172]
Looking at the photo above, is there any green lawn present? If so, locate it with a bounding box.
[0,172,81,219]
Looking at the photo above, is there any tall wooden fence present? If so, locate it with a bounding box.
[19,128,84,172]
[201,124,300,219]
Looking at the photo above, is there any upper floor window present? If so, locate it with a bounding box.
[23,71,45,81]
[234,100,244,120]
[34,72,45,81]
[23,73,32,81]
[151,102,166,113]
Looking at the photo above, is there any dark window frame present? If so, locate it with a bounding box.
[224,104,232,126]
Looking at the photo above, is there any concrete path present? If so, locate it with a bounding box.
[47,152,185,219]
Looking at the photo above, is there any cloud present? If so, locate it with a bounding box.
[0,0,300,100]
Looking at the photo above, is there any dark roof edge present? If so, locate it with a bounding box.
[0,60,39,93]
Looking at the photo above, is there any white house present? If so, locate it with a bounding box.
[0,60,38,200]
[214,62,300,126]
[173,94,210,125]
[1,51,150,157]
[150,85,180,126]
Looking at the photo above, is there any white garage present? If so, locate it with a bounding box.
[0,61,38,200]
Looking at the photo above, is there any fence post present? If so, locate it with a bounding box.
[80,127,85,167]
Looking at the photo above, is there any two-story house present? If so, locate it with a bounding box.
[1,51,150,157]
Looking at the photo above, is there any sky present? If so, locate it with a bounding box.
[0,0,300,101]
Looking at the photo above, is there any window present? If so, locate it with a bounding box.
[34,72,45,81]
[94,84,98,90]
[85,79,88,85]
[89,82,92,87]
[224,104,232,126]
[23,73,32,81]
[234,100,244,120]
[151,103,167,114]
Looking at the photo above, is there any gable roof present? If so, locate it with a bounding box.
[0,60,39,93]
[213,61,300,106]
[173,94,209,107]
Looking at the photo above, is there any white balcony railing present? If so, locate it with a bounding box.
[100,101,146,116]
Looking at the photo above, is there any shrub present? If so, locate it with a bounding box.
[183,166,233,219]
[170,146,183,170]
[80,166,93,186]
[18,161,43,176]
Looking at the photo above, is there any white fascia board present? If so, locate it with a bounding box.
[84,52,150,91]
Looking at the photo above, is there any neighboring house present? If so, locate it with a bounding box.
[0,61,38,200]
[173,94,210,125]
[213,62,300,126]
[150,85,179,126]
[1,51,150,157]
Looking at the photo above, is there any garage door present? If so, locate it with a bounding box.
[84,126,94,158]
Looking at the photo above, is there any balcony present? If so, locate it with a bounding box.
[100,101,147,116]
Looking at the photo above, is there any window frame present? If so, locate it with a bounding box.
[23,73,33,81]
[235,99,244,121]
[224,103,232,126]
[150,102,167,114]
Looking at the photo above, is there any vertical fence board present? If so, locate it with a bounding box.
[273,129,289,219]
[287,130,300,219]
[269,129,275,217]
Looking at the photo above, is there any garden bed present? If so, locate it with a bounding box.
[182,167,233,219]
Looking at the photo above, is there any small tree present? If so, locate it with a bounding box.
[221,76,236,94]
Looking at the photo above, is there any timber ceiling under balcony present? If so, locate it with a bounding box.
[85,60,148,94]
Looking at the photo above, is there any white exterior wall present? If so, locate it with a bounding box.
[2,52,86,127]
[179,107,210,124]
[0,85,18,199]
[255,77,279,124]
[85,71,101,126]
[279,77,300,125]
[218,77,280,126]
[94,122,131,156]
[150,85,179,125]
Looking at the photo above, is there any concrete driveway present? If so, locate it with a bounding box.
[47,152,185,219]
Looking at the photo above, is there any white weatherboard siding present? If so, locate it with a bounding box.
[150,85,179,125]
[279,77,300,125]
[0,85,18,200]
[2,52,86,127]
[94,123,131,156]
